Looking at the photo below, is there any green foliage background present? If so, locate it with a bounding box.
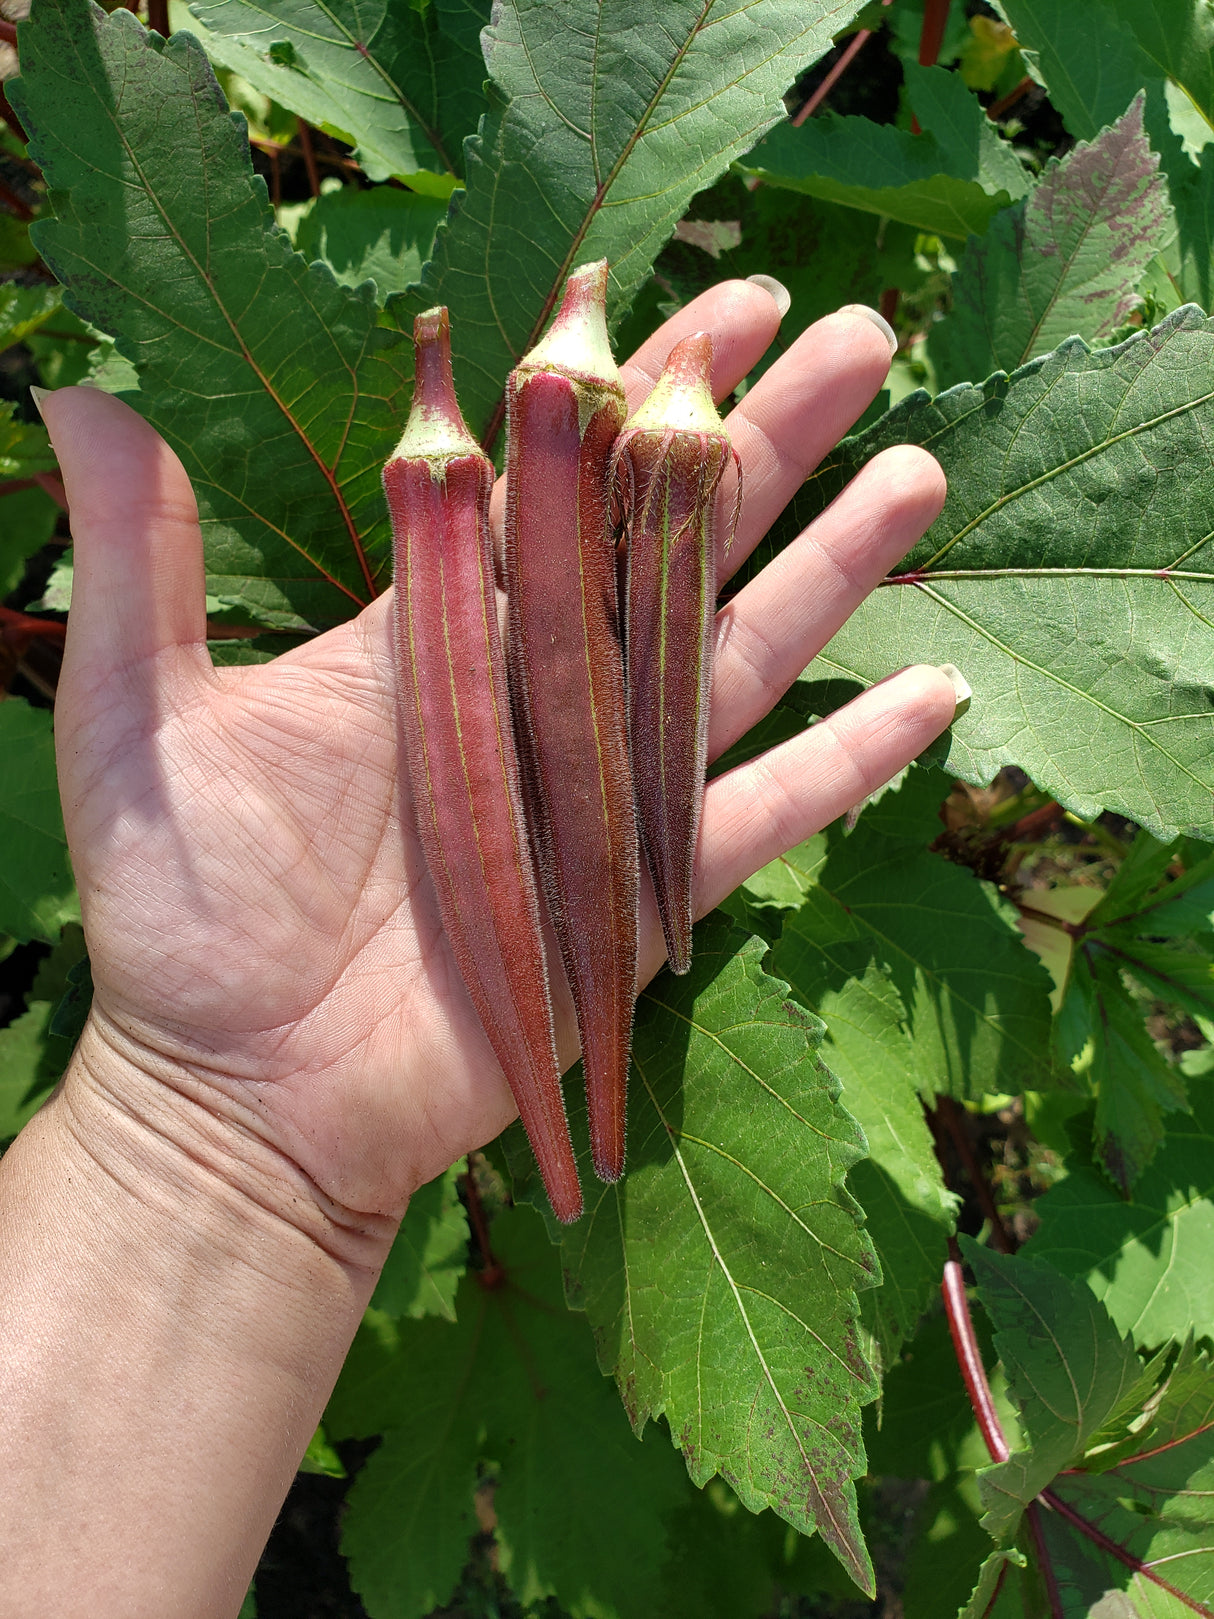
[1,0,1213,1614]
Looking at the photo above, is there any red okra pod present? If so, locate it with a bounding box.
[386,307,582,1224]
[614,332,740,976]
[503,261,637,1185]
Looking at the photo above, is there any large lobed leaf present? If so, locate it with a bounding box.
[995,0,1214,310]
[508,913,882,1594]
[1030,1086,1214,1350]
[13,0,415,632]
[1047,830,1213,1189]
[402,0,870,441]
[748,768,1049,1367]
[964,1245,1214,1618]
[770,307,1214,844]
[185,0,491,189]
[930,96,1172,392]
[326,1204,795,1619]
[16,0,869,620]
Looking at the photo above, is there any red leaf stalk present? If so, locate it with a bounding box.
[613,333,739,976]
[919,0,952,66]
[386,307,582,1223]
[503,260,637,1185]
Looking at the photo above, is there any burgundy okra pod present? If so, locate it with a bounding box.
[614,332,740,975]
[386,306,582,1224]
[503,261,638,1185]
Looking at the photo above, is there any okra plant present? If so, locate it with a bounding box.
[3,0,1214,1616]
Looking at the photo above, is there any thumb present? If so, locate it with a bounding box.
[37,385,208,702]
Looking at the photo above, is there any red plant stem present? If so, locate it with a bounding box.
[988,75,1034,121]
[879,286,900,333]
[792,0,894,125]
[147,0,169,36]
[935,1096,1015,1253]
[1041,1490,1214,1614]
[919,0,952,66]
[34,471,68,511]
[0,18,16,45]
[297,118,320,198]
[1025,1502,1064,1617]
[792,29,873,124]
[0,177,33,222]
[942,1256,1010,1464]
[0,82,28,144]
[461,1159,504,1289]
[0,606,66,646]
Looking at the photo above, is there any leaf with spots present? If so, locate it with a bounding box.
[506,912,883,1595]
[929,96,1173,392]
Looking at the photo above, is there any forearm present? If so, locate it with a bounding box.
[0,1021,393,1618]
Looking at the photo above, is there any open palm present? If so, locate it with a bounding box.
[46,283,956,1223]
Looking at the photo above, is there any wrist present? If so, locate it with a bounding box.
[0,1015,396,1615]
[46,1009,400,1293]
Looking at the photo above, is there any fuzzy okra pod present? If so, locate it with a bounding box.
[614,333,740,976]
[386,307,582,1224]
[503,261,637,1185]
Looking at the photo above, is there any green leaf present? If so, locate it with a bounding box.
[370,1164,467,1322]
[290,185,448,303]
[508,913,882,1595]
[1029,1087,1214,1349]
[298,1424,345,1478]
[1028,1337,1214,1618]
[806,967,958,1373]
[1060,951,1188,1192]
[965,1243,1149,1546]
[12,1,413,631]
[1046,830,1214,1188]
[0,485,59,600]
[327,1204,747,1619]
[865,1311,1021,1485]
[930,97,1172,392]
[0,925,88,1141]
[736,64,1029,240]
[902,1479,997,1619]
[993,1,1165,144]
[403,0,869,440]
[185,0,491,186]
[0,698,78,946]
[0,281,61,352]
[994,1,1214,310]
[768,768,1054,1102]
[0,401,56,478]
[776,307,1214,843]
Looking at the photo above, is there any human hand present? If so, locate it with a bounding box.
[42,283,957,1238]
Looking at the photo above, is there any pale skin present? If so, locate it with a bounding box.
[0,284,957,1617]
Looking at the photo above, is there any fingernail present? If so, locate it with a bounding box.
[937,663,972,716]
[746,274,791,318]
[836,303,897,356]
[29,384,51,422]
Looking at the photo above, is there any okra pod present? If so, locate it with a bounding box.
[614,332,740,976]
[386,307,582,1224]
[503,261,637,1185]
